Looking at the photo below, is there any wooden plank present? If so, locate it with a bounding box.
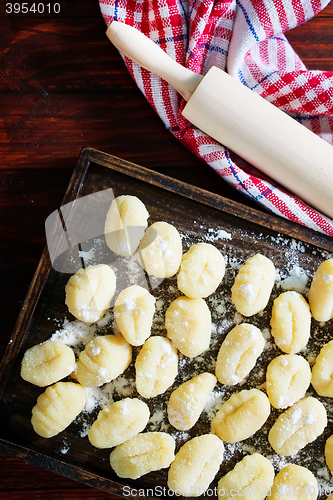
[0,491,116,500]
[0,454,86,490]
[1,0,333,498]
[0,454,119,498]
[286,1,333,70]
[0,90,203,169]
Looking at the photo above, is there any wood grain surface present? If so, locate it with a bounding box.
[1,0,333,498]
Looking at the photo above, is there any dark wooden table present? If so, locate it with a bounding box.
[0,1,332,498]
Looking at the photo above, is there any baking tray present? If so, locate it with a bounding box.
[1,147,333,499]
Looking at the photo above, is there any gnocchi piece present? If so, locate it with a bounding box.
[266,354,311,409]
[231,253,275,317]
[137,221,182,278]
[212,389,270,443]
[217,453,275,500]
[165,296,211,357]
[324,434,333,474]
[104,195,149,257]
[267,464,318,500]
[268,397,327,456]
[135,336,178,398]
[113,285,155,346]
[168,434,224,497]
[215,323,265,385]
[75,334,132,387]
[177,243,225,298]
[88,398,150,448]
[308,258,333,322]
[167,372,216,431]
[21,340,75,387]
[65,264,116,323]
[31,382,86,438]
[109,432,175,479]
[270,291,311,354]
[311,340,333,397]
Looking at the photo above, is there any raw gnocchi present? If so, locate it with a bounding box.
[266,354,311,409]
[135,336,178,398]
[109,432,175,479]
[113,285,155,346]
[212,389,270,443]
[165,296,211,357]
[88,398,150,448]
[215,323,265,385]
[65,264,116,323]
[177,242,225,298]
[75,334,132,387]
[270,291,311,354]
[167,372,216,431]
[308,258,333,322]
[311,340,333,397]
[268,397,327,456]
[267,464,318,500]
[217,453,275,500]
[325,434,333,474]
[137,221,182,278]
[231,253,275,316]
[31,382,86,438]
[21,340,75,387]
[168,434,224,497]
[104,195,149,257]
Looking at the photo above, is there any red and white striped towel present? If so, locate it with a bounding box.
[99,0,333,236]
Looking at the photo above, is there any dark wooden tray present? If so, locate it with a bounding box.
[1,147,332,499]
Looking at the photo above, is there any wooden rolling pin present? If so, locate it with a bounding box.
[106,21,333,220]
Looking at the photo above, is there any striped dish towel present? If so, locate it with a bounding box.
[99,0,333,237]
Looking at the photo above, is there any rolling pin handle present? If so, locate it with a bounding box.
[106,21,203,101]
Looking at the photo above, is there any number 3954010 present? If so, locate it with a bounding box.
[5,2,61,14]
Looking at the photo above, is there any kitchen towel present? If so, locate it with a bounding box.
[99,0,333,236]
